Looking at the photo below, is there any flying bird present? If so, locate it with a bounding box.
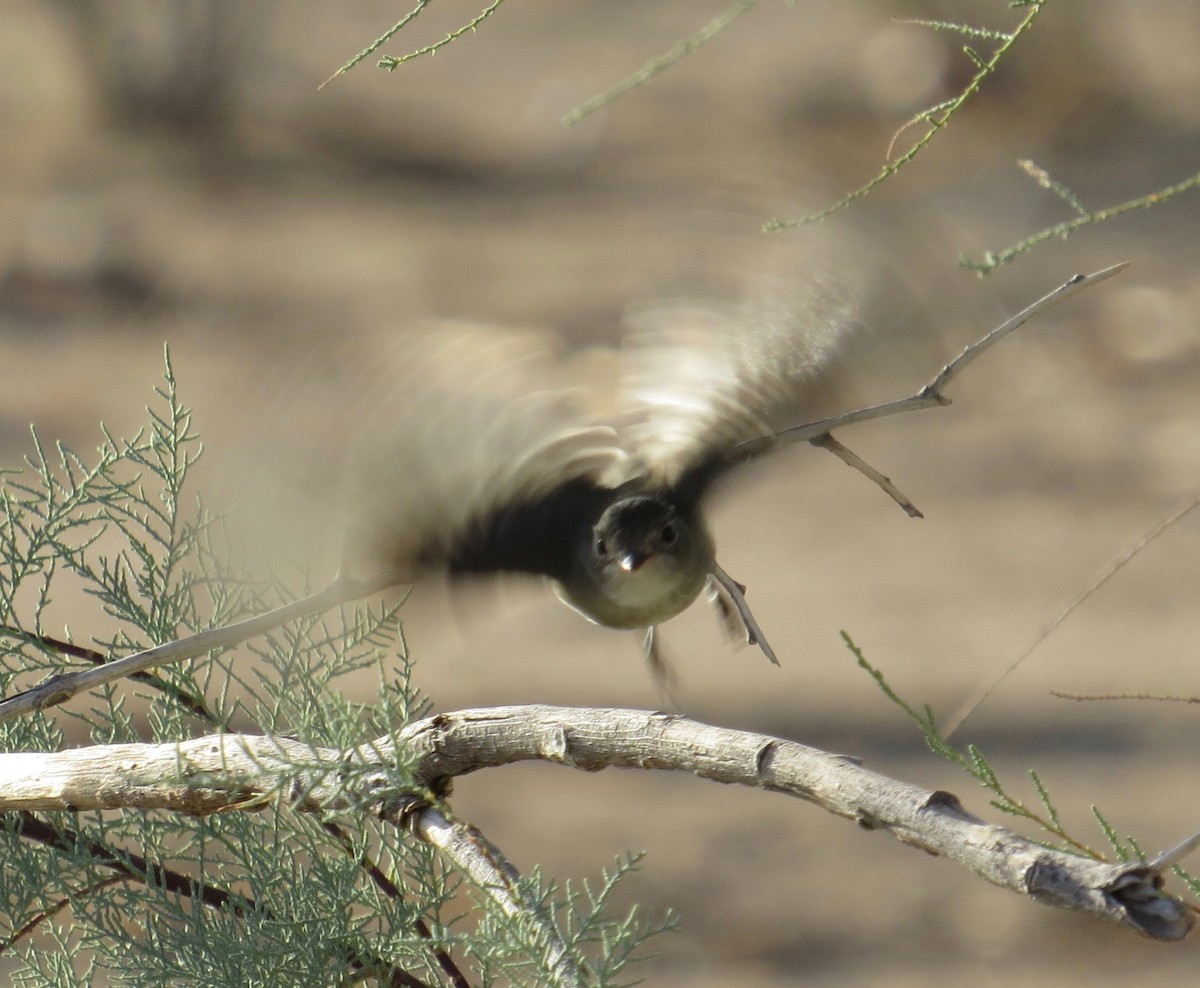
[302,280,863,679]
[0,263,1126,722]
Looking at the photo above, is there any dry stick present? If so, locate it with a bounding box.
[0,705,1193,942]
[809,433,924,518]
[396,804,587,988]
[943,486,1200,738]
[0,571,401,724]
[741,264,1129,513]
[747,262,1131,455]
[0,266,1128,724]
[0,625,220,724]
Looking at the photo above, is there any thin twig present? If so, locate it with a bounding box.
[0,571,402,724]
[0,873,131,951]
[738,264,1129,456]
[318,1,430,89]
[709,562,778,665]
[0,624,220,724]
[1051,690,1200,705]
[377,0,509,73]
[562,0,759,126]
[944,485,1200,737]
[809,434,923,518]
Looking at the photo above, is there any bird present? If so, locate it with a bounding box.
[265,273,865,682]
[0,263,1127,723]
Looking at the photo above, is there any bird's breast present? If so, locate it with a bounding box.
[553,552,711,630]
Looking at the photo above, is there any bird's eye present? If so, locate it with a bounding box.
[594,537,608,557]
[660,522,677,545]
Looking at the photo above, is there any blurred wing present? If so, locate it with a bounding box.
[618,273,862,495]
[344,324,633,580]
[248,323,628,584]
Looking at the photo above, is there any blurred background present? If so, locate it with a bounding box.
[1,0,1198,983]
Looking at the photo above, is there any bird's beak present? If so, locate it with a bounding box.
[618,551,649,572]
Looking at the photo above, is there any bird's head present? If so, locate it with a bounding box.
[592,496,688,574]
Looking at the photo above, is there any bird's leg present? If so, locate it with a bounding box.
[709,562,779,666]
[642,626,681,701]
[706,577,745,642]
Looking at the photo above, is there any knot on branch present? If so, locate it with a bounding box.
[1106,867,1197,942]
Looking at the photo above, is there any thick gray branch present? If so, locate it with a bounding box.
[0,704,1191,942]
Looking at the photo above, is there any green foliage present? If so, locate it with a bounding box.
[0,354,668,986]
[319,0,511,90]
[559,0,760,127]
[763,1,1047,232]
[960,163,1200,273]
[843,631,1198,890]
[326,0,1196,274]
[465,857,678,987]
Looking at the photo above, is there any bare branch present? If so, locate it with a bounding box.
[809,434,923,518]
[744,264,1130,454]
[0,705,1192,942]
[393,802,587,987]
[0,624,220,724]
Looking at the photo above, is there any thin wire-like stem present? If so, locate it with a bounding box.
[944,485,1200,737]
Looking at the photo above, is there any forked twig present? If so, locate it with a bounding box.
[744,263,1130,455]
[737,264,1128,515]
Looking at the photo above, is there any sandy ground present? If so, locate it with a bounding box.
[1,1,1199,983]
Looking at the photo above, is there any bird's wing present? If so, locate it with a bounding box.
[616,272,862,497]
[249,324,629,584]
